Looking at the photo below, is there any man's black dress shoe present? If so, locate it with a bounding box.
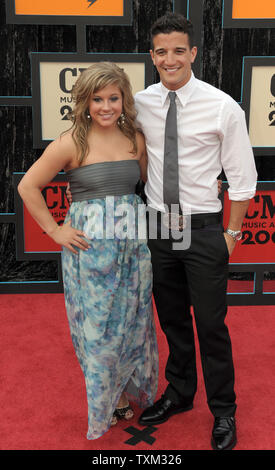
[211,417,237,450]
[138,395,193,426]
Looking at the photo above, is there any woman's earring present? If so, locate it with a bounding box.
[118,113,125,126]
[87,113,91,119]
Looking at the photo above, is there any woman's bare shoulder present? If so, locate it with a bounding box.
[135,130,146,153]
[52,130,78,165]
[57,130,76,150]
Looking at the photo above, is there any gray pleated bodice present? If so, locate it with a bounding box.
[66,159,140,202]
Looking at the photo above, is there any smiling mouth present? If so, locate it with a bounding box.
[164,67,180,72]
[99,113,114,118]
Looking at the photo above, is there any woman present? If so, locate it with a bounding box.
[18,62,158,440]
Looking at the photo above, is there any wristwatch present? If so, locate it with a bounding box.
[226,228,242,241]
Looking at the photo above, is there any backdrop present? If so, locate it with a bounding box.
[0,0,274,301]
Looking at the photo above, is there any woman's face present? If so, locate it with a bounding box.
[88,83,123,128]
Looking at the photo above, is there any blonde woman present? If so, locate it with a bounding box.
[18,62,158,440]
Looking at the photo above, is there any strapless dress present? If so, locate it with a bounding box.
[61,160,158,440]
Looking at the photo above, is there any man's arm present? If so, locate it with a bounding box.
[219,99,257,255]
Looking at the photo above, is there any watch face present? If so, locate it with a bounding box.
[226,229,242,241]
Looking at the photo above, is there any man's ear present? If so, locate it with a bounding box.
[191,46,198,64]
[150,49,156,66]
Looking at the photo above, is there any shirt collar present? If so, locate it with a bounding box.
[160,72,196,108]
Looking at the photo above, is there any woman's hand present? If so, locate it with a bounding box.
[50,220,90,254]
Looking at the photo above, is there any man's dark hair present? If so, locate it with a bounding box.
[151,12,194,49]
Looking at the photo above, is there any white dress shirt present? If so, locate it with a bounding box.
[135,73,257,214]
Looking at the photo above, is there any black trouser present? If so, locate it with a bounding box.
[147,219,236,417]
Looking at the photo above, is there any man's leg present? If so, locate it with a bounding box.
[180,226,236,417]
[147,237,197,404]
[179,225,237,450]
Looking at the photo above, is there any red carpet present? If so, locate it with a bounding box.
[0,293,274,451]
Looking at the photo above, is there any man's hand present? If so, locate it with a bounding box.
[223,232,236,257]
[217,179,222,194]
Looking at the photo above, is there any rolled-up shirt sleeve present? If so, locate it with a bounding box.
[219,97,258,201]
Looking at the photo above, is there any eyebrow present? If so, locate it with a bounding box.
[93,93,120,97]
[155,46,188,53]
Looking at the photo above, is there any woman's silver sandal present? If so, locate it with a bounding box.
[114,404,134,421]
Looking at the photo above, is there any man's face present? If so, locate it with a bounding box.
[150,31,197,90]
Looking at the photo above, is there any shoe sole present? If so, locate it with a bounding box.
[138,404,193,426]
[211,435,237,451]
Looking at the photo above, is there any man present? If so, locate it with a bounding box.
[134,13,257,450]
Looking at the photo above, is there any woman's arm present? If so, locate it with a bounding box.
[18,134,89,254]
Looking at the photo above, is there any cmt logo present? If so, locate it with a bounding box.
[87,0,98,6]
[41,184,68,210]
[246,195,275,220]
[271,74,275,97]
[59,67,87,93]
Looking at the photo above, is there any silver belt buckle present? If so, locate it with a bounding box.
[163,213,186,231]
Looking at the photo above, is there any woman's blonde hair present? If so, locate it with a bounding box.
[68,62,137,164]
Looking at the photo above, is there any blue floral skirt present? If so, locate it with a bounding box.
[61,194,158,439]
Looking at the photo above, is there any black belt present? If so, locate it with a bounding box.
[155,211,223,231]
[190,211,223,229]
